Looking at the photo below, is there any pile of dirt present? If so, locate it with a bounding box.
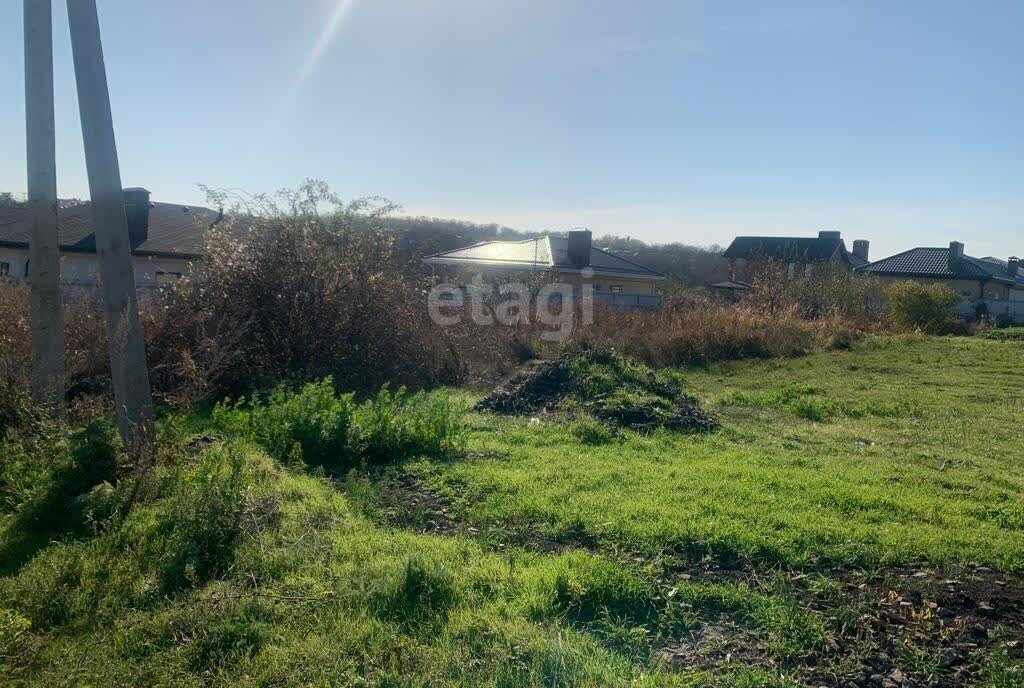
[474,345,718,433]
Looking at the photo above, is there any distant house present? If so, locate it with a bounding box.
[0,188,221,290]
[708,279,753,303]
[423,230,664,307]
[722,230,870,286]
[857,241,1024,323]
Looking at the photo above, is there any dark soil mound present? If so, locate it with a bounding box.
[475,345,717,433]
[473,358,573,415]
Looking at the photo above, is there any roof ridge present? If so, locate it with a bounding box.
[732,235,836,240]
[590,245,663,276]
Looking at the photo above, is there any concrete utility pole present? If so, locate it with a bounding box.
[66,0,155,460]
[24,0,64,414]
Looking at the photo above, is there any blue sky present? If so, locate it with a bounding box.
[1,0,1022,257]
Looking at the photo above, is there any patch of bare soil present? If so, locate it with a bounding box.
[659,624,775,674]
[375,474,464,536]
[658,560,1024,687]
[474,346,718,433]
[375,476,1023,687]
[808,566,1024,687]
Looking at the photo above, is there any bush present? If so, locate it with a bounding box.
[0,183,485,414]
[884,281,962,334]
[0,283,119,430]
[211,379,355,468]
[352,386,466,464]
[150,181,468,404]
[744,261,888,325]
[211,379,465,471]
[0,284,30,434]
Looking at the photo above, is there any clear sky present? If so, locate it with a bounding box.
[1,0,1022,257]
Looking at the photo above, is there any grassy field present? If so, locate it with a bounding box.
[1,335,1022,686]
[417,335,1024,569]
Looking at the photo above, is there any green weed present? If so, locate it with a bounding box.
[210,379,466,471]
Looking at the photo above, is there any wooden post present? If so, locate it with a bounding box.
[66,0,155,460]
[24,0,64,414]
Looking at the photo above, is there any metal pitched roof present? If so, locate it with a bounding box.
[423,236,553,269]
[424,235,663,279]
[0,201,219,258]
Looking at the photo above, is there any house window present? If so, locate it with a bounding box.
[156,270,183,286]
[610,285,623,294]
[0,262,9,278]
[24,260,30,277]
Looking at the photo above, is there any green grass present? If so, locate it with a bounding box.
[0,437,801,687]
[2,335,1023,686]
[421,335,1024,570]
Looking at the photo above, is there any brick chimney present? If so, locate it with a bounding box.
[948,241,964,271]
[818,230,841,240]
[1009,257,1020,278]
[567,229,592,268]
[852,240,870,262]
[123,187,151,249]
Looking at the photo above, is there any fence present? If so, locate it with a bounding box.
[963,299,1024,324]
[593,292,662,309]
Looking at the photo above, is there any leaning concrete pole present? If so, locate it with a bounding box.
[66,0,155,460]
[24,0,64,414]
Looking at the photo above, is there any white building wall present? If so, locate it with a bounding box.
[0,247,193,290]
[0,248,30,279]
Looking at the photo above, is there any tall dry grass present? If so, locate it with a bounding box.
[580,295,862,368]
